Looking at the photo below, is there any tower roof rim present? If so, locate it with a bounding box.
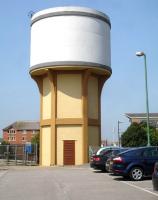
[31,6,111,28]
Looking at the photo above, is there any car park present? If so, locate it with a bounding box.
[90,147,123,171]
[111,146,158,181]
[152,162,158,190]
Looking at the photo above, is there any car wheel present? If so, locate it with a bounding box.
[130,167,143,181]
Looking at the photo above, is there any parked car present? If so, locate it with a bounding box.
[93,146,119,156]
[111,146,158,181]
[152,162,158,190]
[90,147,123,171]
[105,148,129,172]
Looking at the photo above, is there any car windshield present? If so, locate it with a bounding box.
[101,149,114,156]
[120,148,142,157]
[108,148,129,157]
[99,149,111,155]
[96,146,118,155]
[111,149,121,156]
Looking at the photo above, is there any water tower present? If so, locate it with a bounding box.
[29,7,112,166]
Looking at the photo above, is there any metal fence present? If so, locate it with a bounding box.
[0,144,38,166]
[89,146,101,159]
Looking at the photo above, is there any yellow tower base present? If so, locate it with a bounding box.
[31,66,111,166]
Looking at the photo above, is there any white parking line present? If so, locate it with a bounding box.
[121,181,158,197]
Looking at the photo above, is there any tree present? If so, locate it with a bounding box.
[1,140,10,145]
[31,132,39,145]
[150,130,158,146]
[121,122,158,147]
[31,132,40,163]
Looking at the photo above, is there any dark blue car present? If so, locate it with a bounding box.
[112,146,158,181]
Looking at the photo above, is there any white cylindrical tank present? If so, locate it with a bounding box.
[30,6,111,72]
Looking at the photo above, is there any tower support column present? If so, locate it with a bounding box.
[32,69,108,166]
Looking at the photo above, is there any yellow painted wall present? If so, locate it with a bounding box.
[42,77,51,119]
[88,126,100,146]
[57,125,83,165]
[88,76,98,119]
[41,126,51,166]
[57,74,82,118]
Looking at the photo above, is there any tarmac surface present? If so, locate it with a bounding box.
[0,165,158,200]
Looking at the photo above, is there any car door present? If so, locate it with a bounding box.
[142,147,158,175]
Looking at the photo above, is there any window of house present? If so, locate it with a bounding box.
[8,129,16,134]
[32,130,39,135]
[8,136,16,141]
[23,130,27,134]
[8,129,16,141]
[22,137,26,141]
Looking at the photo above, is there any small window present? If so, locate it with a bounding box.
[9,129,15,134]
[23,130,27,134]
[143,148,157,157]
[8,136,16,141]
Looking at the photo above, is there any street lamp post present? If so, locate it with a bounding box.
[136,51,150,146]
[117,120,123,147]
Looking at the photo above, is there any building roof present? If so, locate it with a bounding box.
[3,121,40,131]
[125,113,158,119]
[125,113,158,128]
[31,6,111,27]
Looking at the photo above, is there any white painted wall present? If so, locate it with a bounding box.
[30,7,111,68]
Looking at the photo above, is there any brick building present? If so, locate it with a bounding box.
[3,121,40,144]
[125,113,158,128]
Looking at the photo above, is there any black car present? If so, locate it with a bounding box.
[112,146,158,181]
[152,162,158,190]
[90,147,124,171]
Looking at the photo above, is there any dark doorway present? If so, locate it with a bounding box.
[64,140,75,165]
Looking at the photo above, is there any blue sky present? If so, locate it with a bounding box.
[0,0,158,142]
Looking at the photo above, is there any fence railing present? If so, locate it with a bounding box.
[89,146,101,159]
[0,144,38,166]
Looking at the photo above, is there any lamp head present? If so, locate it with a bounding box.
[136,51,145,57]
